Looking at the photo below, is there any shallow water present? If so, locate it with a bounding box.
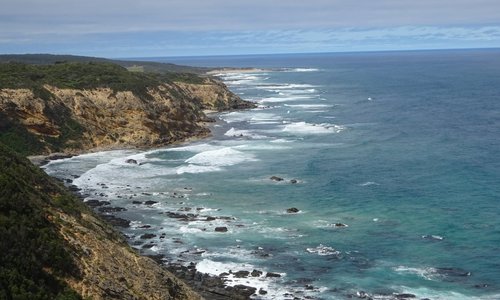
[45,50,500,299]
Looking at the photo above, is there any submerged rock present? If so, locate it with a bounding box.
[140,233,156,239]
[125,159,138,164]
[234,270,250,278]
[270,176,284,182]
[265,272,281,278]
[215,227,228,232]
[286,207,300,213]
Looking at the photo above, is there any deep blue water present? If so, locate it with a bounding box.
[46,50,500,299]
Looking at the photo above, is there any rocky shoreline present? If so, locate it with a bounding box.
[47,160,273,300]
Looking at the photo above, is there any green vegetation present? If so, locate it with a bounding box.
[0,53,212,74]
[0,112,46,156]
[0,142,84,299]
[0,61,205,97]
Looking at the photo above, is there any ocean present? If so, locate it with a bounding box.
[44,49,500,299]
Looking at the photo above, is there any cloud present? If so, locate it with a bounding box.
[2,0,500,36]
[1,1,500,56]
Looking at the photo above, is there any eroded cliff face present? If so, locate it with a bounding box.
[0,78,253,154]
[176,77,255,111]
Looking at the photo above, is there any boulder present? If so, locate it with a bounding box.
[140,233,156,239]
[144,200,158,205]
[265,272,281,278]
[234,271,250,278]
[270,176,284,181]
[215,227,228,232]
[251,269,263,277]
[286,207,300,213]
[125,159,138,164]
[290,179,298,184]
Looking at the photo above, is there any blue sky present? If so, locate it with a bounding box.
[1,0,500,57]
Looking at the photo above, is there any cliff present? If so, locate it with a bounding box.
[0,142,201,299]
[0,62,254,155]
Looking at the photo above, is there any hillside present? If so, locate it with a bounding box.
[0,61,254,155]
[0,141,201,299]
[0,54,211,74]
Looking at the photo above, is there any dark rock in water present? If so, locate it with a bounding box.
[251,269,263,277]
[394,293,416,299]
[125,159,138,164]
[305,284,314,290]
[140,233,156,239]
[101,215,130,227]
[333,223,348,227]
[178,207,192,211]
[144,200,158,205]
[270,176,284,181]
[436,267,471,277]
[219,272,230,277]
[132,200,143,204]
[85,199,111,207]
[474,283,489,289]
[98,206,127,213]
[141,192,152,196]
[259,288,268,295]
[64,178,73,184]
[166,212,198,221]
[287,207,300,213]
[266,272,281,278]
[215,227,228,232]
[205,216,217,221]
[229,285,257,297]
[139,225,152,229]
[290,179,298,184]
[141,243,156,249]
[234,270,250,278]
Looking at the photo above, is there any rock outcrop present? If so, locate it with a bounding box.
[0,72,254,155]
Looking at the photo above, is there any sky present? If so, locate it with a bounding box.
[1,0,500,58]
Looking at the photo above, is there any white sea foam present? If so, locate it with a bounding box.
[282,122,344,134]
[306,244,341,256]
[393,266,438,281]
[224,128,268,139]
[256,83,317,90]
[185,147,257,167]
[176,165,222,174]
[360,181,380,186]
[167,143,222,153]
[220,111,280,124]
[397,286,500,300]
[283,68,320,72]
[196,259,288,299]
[284,104,332,109]
[258,95,314,104]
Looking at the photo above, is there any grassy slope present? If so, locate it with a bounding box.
[0,142,84,299]
[0,54,212,74]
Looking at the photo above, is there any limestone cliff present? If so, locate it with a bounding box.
[0,68,254,155]
[0,142,201,299]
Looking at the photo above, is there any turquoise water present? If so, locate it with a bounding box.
[45,50,500,299]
